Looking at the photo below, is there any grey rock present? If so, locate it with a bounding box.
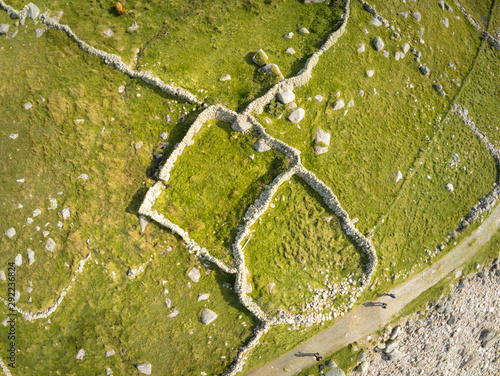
[390,326,401,340]
[461,353,479,369]
[439,0,445,10]
[76,349,86,360]
[420,66,430,75]
[201,308,218,324]
[262,64,284,80]
[48,198,58,210]
[252,49,268,66]
[400,11,408,18]
[326,360,337,367]
[105,350,115,357]
[402,43,410,54]
[314,94,323,102]
[139,216,148,233]
[413,11,422,22]
[479,329,496,342]
[255,139,271,153]
[315,128,331,146]
[372,36,385,51]
[0,24,9,35]
[34,28,46,37]
[277,89,295,104]
[134,141,144,150]
[358,44,365,53]
[285,47,296,54]
[387,349,405,361]
[332,99,345,110]
[5,228,16,239]
[298,27,309,34]
[14,254,22,266]
[168,309,179,318]
[371,17,382,27]
[26,3,40,19]
[357,361,370,373]
[197,293,210,302]
[443,17,449,28]
[0,271,5,281]
[267,282,275,294]
[61,207,71,220]
[165,298,172,308]
[366,70,375,77]
[445,183,454,192]
[105,368,113,376]
[324,367,345,376]
[187,267,201,283]
[128,21,139,32]
[358,90,364,97]
[103,28,114,37]
[232,116,252,133]
[219,75,231,81]
[347,99,354,107]
[304,0,325,3]
[394,51,401,61]
[283,32,294,39]
[45,238,56,252]
[136,363,152,375]
[445,2,453,11]
[160,132,168,140]
[288,108,305,123]
[118,85,125,93]
[77,173,89,179]
[384,339,399,354]
[358,350,368,363]
[382,50,389,58]
[396,171,403,182]
[447,315,456,325]
[24,102,33,110]
[33,208,41,217]
[435,84,443,92]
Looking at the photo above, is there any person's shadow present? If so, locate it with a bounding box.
[363,302,381,307]
[294,352,316,358]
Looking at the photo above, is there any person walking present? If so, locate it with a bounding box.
[314,352,323,361]
[387,293,396,299]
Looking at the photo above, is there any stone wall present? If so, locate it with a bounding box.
[455,0,500,51]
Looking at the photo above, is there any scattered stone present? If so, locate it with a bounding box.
[138,216,148,233]
[314,128,331,155]
[254,139,271,153]
[326,360,337,368]
[332,99,345,110]
[288,103,297,109]
[298,27,309,34]
[45,238,56,252]
[420,66,430,75]
[400,11,408,18]
[358,350,368,363]
[5,228,16,239]
[118,85,125,93]
[372,36,385,51]
[0,271,5,281]
[61,207,71,220]
[103,28,114,37]
[387,349,405,361]
[9,134,18,139]
[445,2,453,11]
[358,44,365,53]
[33,209,41,217]
[106,350,115,357]
[413,11,422,22]
[136,363,152,375]
[288,108,305,123]
[168,309,179,318]
[219,75,231,81]
[402,43,410,54]
[371,17,383,27]
[201,309,218,325]
[382,50,389,58]
[0,24,9,35]
[442,17,449,28]
[284,32,294,39]
[461,353,479,369]
[394,51,401,61]
[188,267,201,283]
[128,21,139,32]
[390,326,401,340]
[447,315,456,325]
[26,3,40,19]
[77,174,89,180]
[285,47,296,54]
[445,183,454,192]
[24,102,33,110]
[384,339,399,353]
[27,218,33,224]
[267,282,275,294]
[134,141,144,150]
[366,70,375,77]
[277,89,295,104]
[165,297,172,308]
[34,28,46,38]
[438,0,445,10]
[76,349,86,360]
[324,367,345,376]
[105,368,113,376]
[396,170,403,182]
[197,293,210,302]
[304,0,325,3]
[262,64,284,80]
[358,90,364,97]
[14,254,22,266]
[314,95,323,103]
[57,221,63,229]
[232,116,252,133]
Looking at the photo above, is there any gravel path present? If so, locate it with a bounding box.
[245,202,500,376]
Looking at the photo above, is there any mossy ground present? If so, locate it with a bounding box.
[0,0,498,374]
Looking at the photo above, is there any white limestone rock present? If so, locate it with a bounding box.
[288,108,305,123]
[201,309,218,324]
[5,228,16,239]
[277,89,295,104]
[188,267,201,283]
[136,363,152,375]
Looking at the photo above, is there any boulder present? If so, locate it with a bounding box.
[252,49,268,66]
[14,254,22,266]
[103,28,114,37]
[219,75,231,81]
[168,309,179,318]
[396,170,403,182]
[402,43,410,54]
[315,128,331,146]
[390,326,401,340]
[34,28,46,38]
[366,70,375,77]
[26,3,40,19]
[277,89,295,104]
[197,293,210,302]
[371,17,382,27]
[384,339,399,353]
[254,139,271,153]
[187,267,200,283]
[262,64,284,80]
[76,349,86,360]
[298,27,309,34]
[45,238,56,252]
[332,99,345,110]
[358,44,365,53]
[288,108,305,123]
[394,51,401,61]
[0,24,9,35]
[201,309,218,324]
[445,183,454,192]
[232,116,252,133]
[413,11,422,22]
[105,350,115,357]
[5,228,16,239]
[61,207,71,220]
[420,66,430,75]
[372,36,385,51]
[285,47,296,54]
[324,367,345,376]
[136,363,152,375]
[438,0,445,9]
[358,350,368,363]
